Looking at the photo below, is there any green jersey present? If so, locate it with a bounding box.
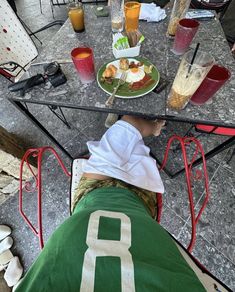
[16,187,206,292]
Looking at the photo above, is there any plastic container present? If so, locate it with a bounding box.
[112,45,140,58]
[167,0,191,36]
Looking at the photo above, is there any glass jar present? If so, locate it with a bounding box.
[68,1,85,33]
[167,0,191,36]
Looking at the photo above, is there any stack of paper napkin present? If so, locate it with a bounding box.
[139,3,166,22]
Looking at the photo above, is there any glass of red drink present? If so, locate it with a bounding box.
[190,64,231,105]
[172,19,199,56]
[71,47,95,84]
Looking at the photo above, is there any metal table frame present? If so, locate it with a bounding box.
[8,97,235,178]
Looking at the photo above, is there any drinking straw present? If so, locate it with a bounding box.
[186,42,200,78]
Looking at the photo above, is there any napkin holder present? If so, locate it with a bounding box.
[112,44,141,59]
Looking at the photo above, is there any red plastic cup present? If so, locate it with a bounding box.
[172,19,200,55]
[190,64,231,105]
[71,47,95,84]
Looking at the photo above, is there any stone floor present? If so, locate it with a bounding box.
[0,0,234,290]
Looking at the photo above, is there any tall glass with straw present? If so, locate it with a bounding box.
[167,45,215,110]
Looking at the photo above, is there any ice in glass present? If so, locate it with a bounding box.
[167,50,214,110]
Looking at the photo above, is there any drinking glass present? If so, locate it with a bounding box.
[167,49,215,110]
[111,0,124,32]
[71,47,95,84]
[124,2,141,32]
[172,19,199,55]
[167,0,191,36]
[68,2,85,33]
[190,65,231,105]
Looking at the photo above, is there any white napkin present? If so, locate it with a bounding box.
[139,3,166,22]
[83,120,164,193]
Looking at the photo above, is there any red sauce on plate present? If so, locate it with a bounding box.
[130,74,154,90]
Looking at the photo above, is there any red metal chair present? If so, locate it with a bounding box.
[165,124,235,178]
[19,147,71,249]
[195,124,235,136]
[159,135,210,252]
[19,142,235,291]
[195,125,235,163]
[19,136,210,253]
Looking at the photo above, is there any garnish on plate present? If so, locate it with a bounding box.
[144,64,153,74]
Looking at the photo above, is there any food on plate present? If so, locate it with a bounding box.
[109,64,117,76]
[129,74,155,90]
[126,67,145,83]
[129,61,143,69]
[102,68,113,78]
[101,58,156,91]
[102,64,118,78]
[119,58,129,70]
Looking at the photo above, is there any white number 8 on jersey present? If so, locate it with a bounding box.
[80,210,135,292]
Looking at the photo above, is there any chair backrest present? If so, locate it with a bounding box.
[70,158,88,213]
[196,124,235,136]
[0,0,38,79]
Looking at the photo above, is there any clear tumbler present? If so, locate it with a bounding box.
[167,49,215,110]
[167,0,191,37]
[110,0,124,32]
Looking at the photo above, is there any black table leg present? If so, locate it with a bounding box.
[47,105,71,129]
[9,99,73,161]
[153,135,235,179]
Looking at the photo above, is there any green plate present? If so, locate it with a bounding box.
[97,57,160,99]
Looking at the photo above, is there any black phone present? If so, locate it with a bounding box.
[153,74,170,94]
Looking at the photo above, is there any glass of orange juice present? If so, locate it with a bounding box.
[68,2,85,33]
[124,2,141,32]
[71,48,95,84]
